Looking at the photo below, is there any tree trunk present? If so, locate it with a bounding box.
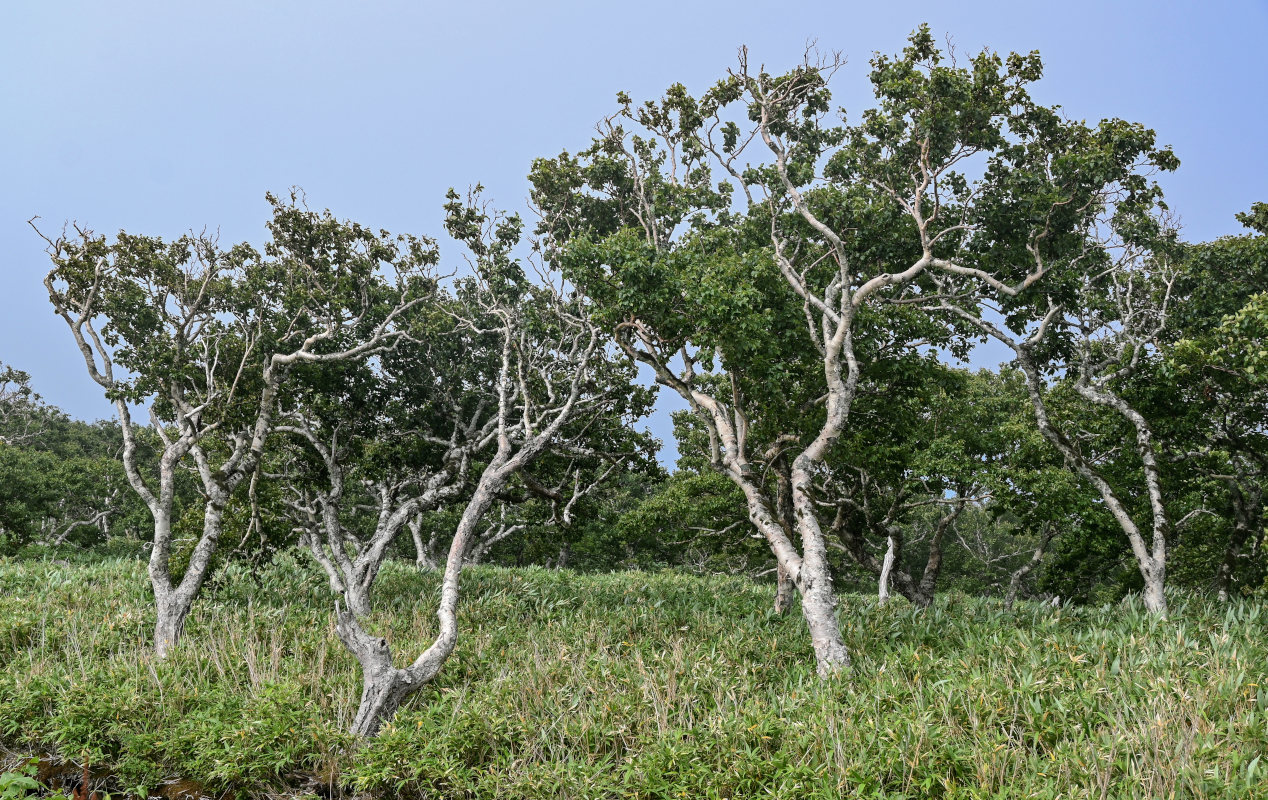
[1215,524,1250,603]
[409,515,440,570]
[878,534,896,606]
[796,544,850,676]
[1217,481,1262,602]
[771,459,796,616]
[1142,564,1167,614]
[340,457,511,738]
[148,501,226,657]
[344,582,373,619]
[1009,350,1170,616]
[836,517,919,605]
[911,506,960,608]
[773,563,795,615]
[152,592,193,660]
[336,607,425,739]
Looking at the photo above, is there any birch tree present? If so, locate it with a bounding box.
[531,27,1174,672]
[40,192,431,655]
[933,235,1180,614]
[291,194,647,737]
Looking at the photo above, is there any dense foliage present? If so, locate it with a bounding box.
[2,23,1266,799]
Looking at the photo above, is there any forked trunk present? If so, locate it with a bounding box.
[344,583,373,619]
[338,463,508,737]
[149,502,225,658]
[410,515,441,570]
[335,606,440,738]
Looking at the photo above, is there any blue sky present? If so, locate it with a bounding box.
[2,0,1265,464]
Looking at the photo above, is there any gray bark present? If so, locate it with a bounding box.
[342,473,502,738]
[772,460,796,616]
[45,245,418,656]
[466,517,524,566]
[338,295,606,737]
[936,301,1173,616]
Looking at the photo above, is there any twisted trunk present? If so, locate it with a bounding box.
[343,465,506,738]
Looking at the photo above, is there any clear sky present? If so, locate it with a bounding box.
[2,0,1265,465]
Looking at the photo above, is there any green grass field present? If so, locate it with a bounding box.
[1,554,1265,799]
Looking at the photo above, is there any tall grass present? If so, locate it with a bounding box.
[1,553,1265,798]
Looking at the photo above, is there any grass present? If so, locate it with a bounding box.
[0,552,1265,799]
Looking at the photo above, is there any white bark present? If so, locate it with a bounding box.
[340,468,504,738]
[936,292,1173,616]
[409,514,443,571]
[43,224,422,656]
[878,534,896,606]
[333,276,613,737]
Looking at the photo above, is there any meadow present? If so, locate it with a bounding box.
[1,553,1265,799]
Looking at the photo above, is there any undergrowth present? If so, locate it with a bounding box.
[0,553,1264,798]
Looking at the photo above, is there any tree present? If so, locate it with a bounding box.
[531,27,1174,670]
[0,362,50,447]
[0,363,138,551]
[826,362,992,608]
[40,192,431,656]
[288,194,650,737]
[936,234,1180,614]
[1162,206,1268,599]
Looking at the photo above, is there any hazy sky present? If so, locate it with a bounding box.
[3,0,1265,465]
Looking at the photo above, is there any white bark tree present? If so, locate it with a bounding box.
[281,416,479,618]
[529,31,1173,674]
[0,362,50,447]
[338,285,618,737]
[40,194,430,655]
[933,240,1179,614]
[282,194,648,738]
